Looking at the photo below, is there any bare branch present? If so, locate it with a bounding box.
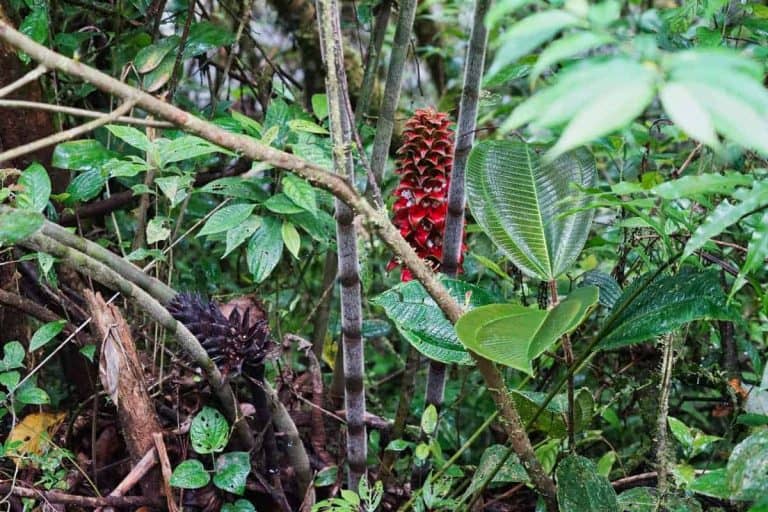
[0,64,47,98]
[0,99,172,127]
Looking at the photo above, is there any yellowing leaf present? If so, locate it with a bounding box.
[7,411,66,466]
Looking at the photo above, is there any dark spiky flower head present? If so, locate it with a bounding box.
[167,293,270,378]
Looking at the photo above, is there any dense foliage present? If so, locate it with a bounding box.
[0,0,767,511]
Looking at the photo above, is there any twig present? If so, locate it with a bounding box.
[0,482,160,507]
[152,433,180,512]
[671,142,703,178]
[355,0,391,124]
[107,448,158,497]
[0,64,47,98]
[369,0,418,185]
[0,288,75,334]
[0,98,138,164]
[166,0,195,100]
[0,99,172,126]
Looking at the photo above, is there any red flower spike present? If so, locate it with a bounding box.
[388,108,467,281]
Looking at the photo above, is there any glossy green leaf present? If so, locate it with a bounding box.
[531,31,613,85]
[487,10,581,79]
[170,459,210,489]
[727,430,768,501]
[15,383,50,405]
[510,387,594,437]
[190,406,229,454]
[485,0,535,28]
[106,124,151,152]
[556,455,620,512]
[18,6,48,63]
[198,204,257,237]
[107,158,150,178]
[421,405,438,435]
[200,177,267,202]
[134,36,180,73]
[264,193,305,214]
[598,268,737,350]
[142,52,175,92]
[224,215,262,258]
[372,279,499,365]
[282,174,317,215]
[221,499,256,512]
[52,140,116,171]
[689,469,730,500]
[66,170,107,203]
[213,451,250,495]
[247,217,283,283]
[733,211,768,296]
[29,320,66,352]
[683,182,768,259]
[311,93,328,120]
[0,209,44,245]
[456,287,598,374]
[17,163,51,212]
[579,270,621,309]
[159,135,234,166]
[281,221,301,259]
[0,371,19,390]
[467,140,596,280]
[288,119,329,135]
[0,342,25,371]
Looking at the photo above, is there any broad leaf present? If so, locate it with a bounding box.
[246,216,283,283]
[190,406,229,454]
[170,459,210,489]
[282,174,317,215]
[511,387,594,437]
[134,36,180,73]
[17,163,51,212]
[463,445,528,501]
[556,455,620,512]
[372,279,499,365]
[29,320,66,352]
[530,31,613,85]
[66,169,107,203]
[184,21,236,57]
[197,204,257,237]
[52,140,116,171]
[580,270,622,309]
[0,209,44,245]
[213,451,250,495]
[159,135,234,166]
[106,124,151,152]
[598,268,737,350]
[683,181,768,259]
[456,287,598,374]
[467,140,596,281]
[727,430,768,501]
[651,173,752,199]
[224,215,262,258]
[659,82,719,148]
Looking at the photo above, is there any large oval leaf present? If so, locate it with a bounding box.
[371,278,499,365]
[467,140,595,281]
[456,286,598,374]
[598,267,737,350]
[557,455,620,512]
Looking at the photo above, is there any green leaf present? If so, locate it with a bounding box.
[727,430,768,501]
[170,459,211,489]
[579,271,621,309]
[596,451,617,477]
[549,77,656,158]
[292,142,333,171]
[371,279,499,365]
[598,268,737,350]
[530,31,613,85]
[184,21,236,57]
[556,455,620,512]
[15,383,50,405]
[314,465,339,486]
[733,211,768,295]
[224,215,262,258]
[18,5,48,63]
[0,371,20,390]
[198,204,257,237]
[142,52,175,92]
[247,217,283,283]
[616,487,657,511]
[107,158,150,178]
[17,163,51,212]
[485,0,535,28]
[689,469,730,500]
[79,344,96,362]
[421,405,438,435]
[510,387,594,437]
[0,342,25,371]
[288,119,329,135]
[683,182,768,260]
[159,135,235,166]
[462,444,528,500]
[231,110,261,137]
[264,193,305,214]
[668,416,693,452]
[66,170,107,203]
[52,140,116,171]
[466,140,596,280]
[106,125,151,152]
[0,209,44,245]
[282,174,317,215]
[487,10,581,79]
[200,177,267,201]
[659,83,719,148]
[156,175,194,207]
[134,36,180,73]
[281,221,301,259]
[456,287,598,374]
[311,94,328,120]
[190,406,229,454]
[29,320,66,352]
[221,499,257,512]
[213,451,251,496]
[651,173,752,199]
[146,217,171,244]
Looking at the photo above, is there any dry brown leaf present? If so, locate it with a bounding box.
[7,411,66,466]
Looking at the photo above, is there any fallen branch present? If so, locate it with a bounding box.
[0,482,161,508]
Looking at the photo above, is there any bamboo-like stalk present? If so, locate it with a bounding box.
[355,0,392,124]
[369,0,417,184]
[315,0,368,489]
[427,0,492,411]
[0,23,557,507]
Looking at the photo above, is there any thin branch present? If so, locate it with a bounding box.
[0,98,138,164]
[0,483,160,508]
[369,0,418,185]
[355,0,391,124]
[0,64,47,98]
[0,99,172,126]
